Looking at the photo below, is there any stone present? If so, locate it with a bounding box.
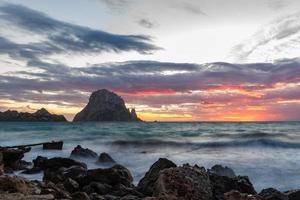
[0,175,38,195]
[72,191,91,200]
[70,145,98,159]
[78,164,133,188]
[224,190,263,200]
[153,164,213,200]
[63,178,79,193]
[82,182,112,195]
[138,158,177,196]
[284,190,300,200]
[34,157,87,171]
[0,193,55,200]
[97,152,116,164]
[209,173,256,200]
[40,181,71,199]
[1,147,31,170]
[209,165,236,178]
[259,188,288,200]
[0,108,67,122]
[73,89,142,122]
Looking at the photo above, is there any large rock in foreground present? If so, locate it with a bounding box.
[73,89,142,122]
[0,108,67,122]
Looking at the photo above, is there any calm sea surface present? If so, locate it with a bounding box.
[0,122,299,191]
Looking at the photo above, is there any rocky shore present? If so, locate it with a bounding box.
[0,146,299,200]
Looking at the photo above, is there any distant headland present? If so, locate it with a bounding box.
[0,108,67,122]
[0,89,142,122]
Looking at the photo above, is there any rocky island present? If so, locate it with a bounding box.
[0,108,67,122]
[73,89,142,122]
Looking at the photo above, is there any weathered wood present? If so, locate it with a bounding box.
[2,141,63,150]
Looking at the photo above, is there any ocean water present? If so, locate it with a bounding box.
[0,122,300,192]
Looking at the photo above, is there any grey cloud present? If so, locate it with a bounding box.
[232,12,300,62]
[1,59,300,106]
[0,3,160,62]
[138,19,157,29]
[178,2,206,15]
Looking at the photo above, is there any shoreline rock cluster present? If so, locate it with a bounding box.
[0,146,299,200]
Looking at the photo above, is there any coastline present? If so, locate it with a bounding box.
[0,145,299,200]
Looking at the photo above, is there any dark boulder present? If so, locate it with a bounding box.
[259,188,288,200]
[1,147,31,171]
[70,145,98,159]
[33,157,87,171]
[97,152,116,164]
[152,164,212,200]
[209,165,236,178]
[209,173,256,200]
[63,178,79,193]
[73,89,142,122]
[78,164,133,188]
[285,190,300,200]
[224,190,263,200]
[72,191,91,200]
[137,158,176,196]
[82,182,112,195]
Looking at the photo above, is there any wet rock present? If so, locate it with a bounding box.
[62,165,88,180]
[73,89,142,122]
[0,175,39,195]
[259,188,288,200]
[209,165,236,178]
[120,195,142,200]
[70,145,98,159]
[40,181,71,199]
[72,191,91,200]
[0,152,3,175]
[210,173,256,200]
[1,147,31,170]
[83,182,112,195]
[0,193,55,200]
[97,152,116,164]
[153,164,212,200]
[34,156,86,171]
[284,190,300,200]
[224,190,263,200]
[63,178,79,193]
[79,164,133,188]
[138,158,177,196]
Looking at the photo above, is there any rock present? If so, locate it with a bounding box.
[82,182,112,195]
[0,193,55,200]
[285,190,300,200]
[1,147,31,170]
[259,188,288,200]
[0,175,39,195]
[73,89,142,122]
[70,145,98,159]
[78,164,133,188]
[62,165,88,180]
[0,108,67,122]
[63,178,79,193]
[138,158,177,196]
[209,173,256,200]
[152,164,212,200]
[40,181,71,199]
[97,152,116,164]
[34,157,87,171]
[22,167,42,174]
[72,191,91,200]
[224,190,263,200]
[0,152,3,175]
[209,165,236,178]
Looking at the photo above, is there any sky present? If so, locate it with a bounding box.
[1,0,300,121]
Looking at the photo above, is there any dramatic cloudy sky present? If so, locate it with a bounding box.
[1,0,300,121]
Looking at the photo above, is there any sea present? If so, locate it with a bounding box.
[0,122,299,192]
